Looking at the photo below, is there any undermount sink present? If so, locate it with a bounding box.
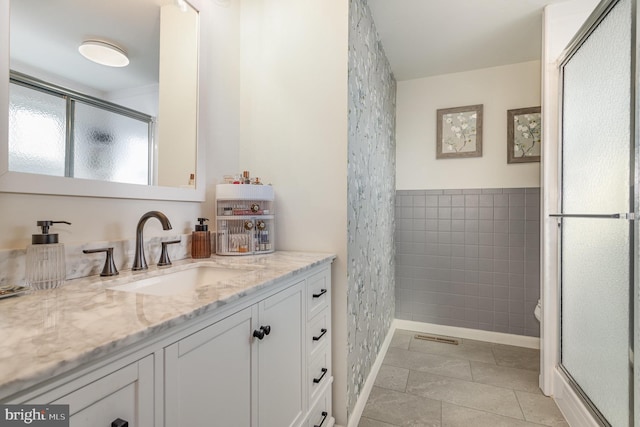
[108,264,255,296]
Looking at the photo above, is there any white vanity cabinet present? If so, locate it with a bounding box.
[164,280,306,427]
[164,306,254,426]
[257,281,305,427]
[19,355,154,427]
[304,268,333,427]
[2,259,334,427]
[161,266,334,427]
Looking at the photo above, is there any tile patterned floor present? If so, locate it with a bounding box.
[358,329,568,427]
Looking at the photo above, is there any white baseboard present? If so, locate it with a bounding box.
[394,319,540,349]
[346,321,397,427]
[553,369,599,427]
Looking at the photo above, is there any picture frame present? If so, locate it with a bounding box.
[436,104,483,159]
[507,107,541,163]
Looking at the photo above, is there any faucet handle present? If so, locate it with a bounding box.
[83,247,119,277]
[158,239,181,267]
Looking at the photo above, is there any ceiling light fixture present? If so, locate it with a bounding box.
[78,40,129,68]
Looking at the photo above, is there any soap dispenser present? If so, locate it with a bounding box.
[191,218,211,259]
[25,220,71,290]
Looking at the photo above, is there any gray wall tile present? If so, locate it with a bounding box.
[504,188,526,194]
[494,194,509,206]
[465,195,479,206]
[439,195,452,206]
[452,207,465,219]
[479,195,494,206]
[465,220,479,232]
[414,207,426,219]
[451,220,465,232]
[479,232,494,245]
[465,232,479,245]
[478,245,493,259]
[479,207,494,220]
[426,195,439,206]
[439,220,452,231]
[509,193,525,206]
[479,220,494,233]
[451,195,465,206]
[451,232,465,244]
[439,207,452,218]
[465,207,479,219]
[395,187,540,338]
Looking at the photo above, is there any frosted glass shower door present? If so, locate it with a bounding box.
[559,0,633,425]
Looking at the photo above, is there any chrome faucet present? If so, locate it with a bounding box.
[132,211,173,271]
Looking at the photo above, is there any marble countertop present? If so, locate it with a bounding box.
[0,251,335,400]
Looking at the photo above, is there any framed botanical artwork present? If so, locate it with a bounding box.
[507,107,541,163]
[436,104,483,159]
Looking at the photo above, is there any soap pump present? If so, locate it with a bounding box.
[191,217,211,259]
[25,220,71,290]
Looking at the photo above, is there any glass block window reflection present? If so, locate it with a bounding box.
[73,102,149,185]
[9,83,66,176]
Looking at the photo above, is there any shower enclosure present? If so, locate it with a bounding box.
[556,0,636,425]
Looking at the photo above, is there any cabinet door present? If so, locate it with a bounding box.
[164,307,254,427]
[257,281,305,427]
[30,355,154,427]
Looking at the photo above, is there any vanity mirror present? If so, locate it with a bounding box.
[0,0,207,201]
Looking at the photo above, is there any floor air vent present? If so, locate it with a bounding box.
[414,334,459,345]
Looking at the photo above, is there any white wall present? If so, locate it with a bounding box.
[158,4,198,188]
[0,0,240,249]
[396,61,541,190]
[238,0,349,424]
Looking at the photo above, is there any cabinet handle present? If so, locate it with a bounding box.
[312,289,327,298]
[111,419,129,427]
[314,411,328,427]
[313,367,328,384]
[253,325,271,340]
[313,328,327,341]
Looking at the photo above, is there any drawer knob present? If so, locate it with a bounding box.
[312,289,327,298]
[253,325,271,340]
[112,419,129,427]
[313,367,328,384]
[312,328,327,341]
[314,411,328,427]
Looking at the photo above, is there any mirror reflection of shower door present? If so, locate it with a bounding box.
[559,0,633,426]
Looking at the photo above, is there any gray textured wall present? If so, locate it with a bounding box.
[347,0,397,418]
[395,188,540,337]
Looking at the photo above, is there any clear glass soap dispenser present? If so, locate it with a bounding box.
[25,220,71,290]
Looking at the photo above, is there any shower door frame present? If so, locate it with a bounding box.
[556,0,637,425]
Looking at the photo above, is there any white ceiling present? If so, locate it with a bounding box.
[367,0,572,81]
[10,0,168,94]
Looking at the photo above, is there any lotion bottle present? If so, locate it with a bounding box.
[191,218,212,258]
[25,220,71,290]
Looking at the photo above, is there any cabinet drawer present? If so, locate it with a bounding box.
[29,355,154,427]
[308,349,330,404]
[307,386,332,427]
[307,268,330,320]
[308,309,330,360]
